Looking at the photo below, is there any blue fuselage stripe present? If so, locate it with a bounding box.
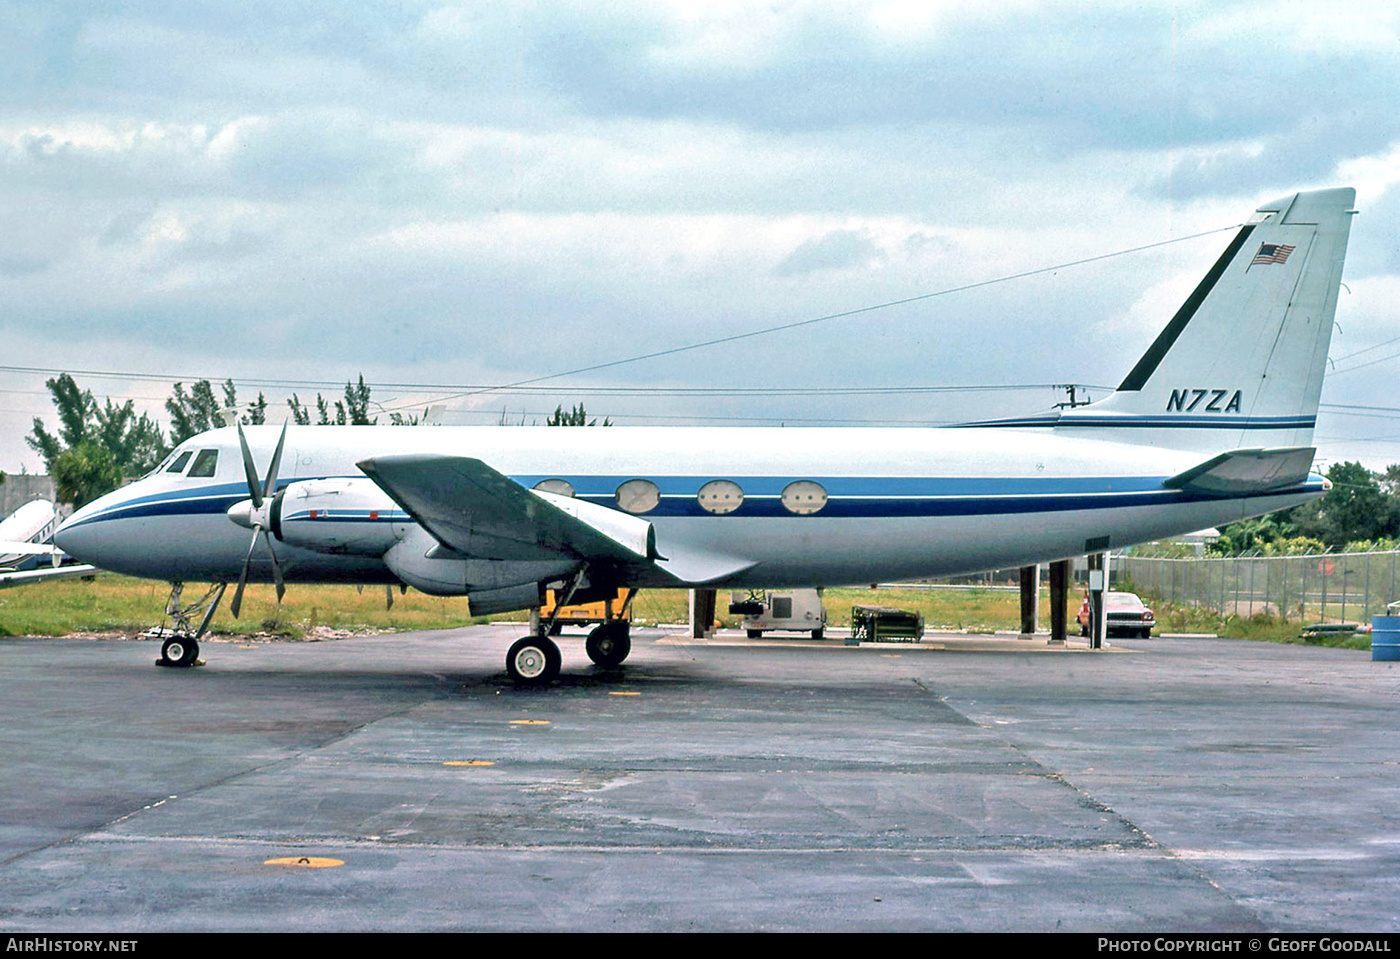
[62,474,1324,527]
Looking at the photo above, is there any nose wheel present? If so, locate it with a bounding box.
[159,635,200,668]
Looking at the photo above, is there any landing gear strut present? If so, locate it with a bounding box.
[505,573,639,685]
[152,581,226,668]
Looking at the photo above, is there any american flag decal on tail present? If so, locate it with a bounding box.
[1251,242,1296,266]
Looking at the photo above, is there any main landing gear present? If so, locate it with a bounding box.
[151,581,226,668]
[584,620,630,669]
[506,578,636,686]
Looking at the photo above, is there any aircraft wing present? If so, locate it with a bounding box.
[357,454,661,566]
[1162,447,1317,497]
[0,541,62,557]
[357,454,755,583]
[0,564,98,589]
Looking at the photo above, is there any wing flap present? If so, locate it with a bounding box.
[654,544,756,584]
[1162,447,1316,497]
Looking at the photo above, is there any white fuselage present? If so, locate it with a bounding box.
[54,424,1323,591]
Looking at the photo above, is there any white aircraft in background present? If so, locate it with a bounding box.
[0,499,97,588]
[55,187,1356,682]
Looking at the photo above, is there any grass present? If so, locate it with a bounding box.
[1145,596,1374,649]
[0,576,1378,650]
[1,578,1038,639]
[0,576,486,639]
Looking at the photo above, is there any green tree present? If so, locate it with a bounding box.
[165,380,223,445]
[1218,461,1400,555]
[546,403,611,427]
[167,379,268,443]
[50,441,124,509]
[287,393,312,426]
[27,375,166,506]
[286,375,376,426]
[336,375,376,425]
[1292,461,1396,549]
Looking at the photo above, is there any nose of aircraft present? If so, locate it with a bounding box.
[53,509,97,564]
[53,490,127,568]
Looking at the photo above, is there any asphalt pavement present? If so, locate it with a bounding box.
[0,625,1395,932]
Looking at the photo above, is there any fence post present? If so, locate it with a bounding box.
[1365,552,1371,619]
[1320,554,1329,624]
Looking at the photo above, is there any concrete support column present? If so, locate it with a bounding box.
[1086,551,1110,650]
[1048,559,1071,645]
[1019,565,1040,636]
[689,589,717,639]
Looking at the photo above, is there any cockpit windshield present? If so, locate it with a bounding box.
[187,449,219,478]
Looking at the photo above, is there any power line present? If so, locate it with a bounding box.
[0,364,1111,400]
[397,223,1242,412]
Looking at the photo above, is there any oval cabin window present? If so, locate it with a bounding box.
[697,479,743,514]
[781,480,828,515]
[615,479,660,514]
[533,478,576,498]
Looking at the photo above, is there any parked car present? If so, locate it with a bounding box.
[1077,591,1156,638]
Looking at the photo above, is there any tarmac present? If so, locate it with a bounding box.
[0,624,1396,932]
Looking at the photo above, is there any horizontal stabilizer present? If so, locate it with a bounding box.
[1162,447,1316,497]
[357,454,656,565]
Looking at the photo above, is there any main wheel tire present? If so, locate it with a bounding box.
[160,636,199,668]
[811,628,824,640]
[585,622,631,668]
[747,629,763,639]
[507,636,561,686]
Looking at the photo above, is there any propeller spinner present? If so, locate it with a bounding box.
[225,422,288,618]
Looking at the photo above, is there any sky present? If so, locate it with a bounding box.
[2,0,1399,476]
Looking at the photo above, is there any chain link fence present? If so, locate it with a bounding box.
[1116,550,1400,624]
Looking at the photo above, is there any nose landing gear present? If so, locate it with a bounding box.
[151,581,226,668]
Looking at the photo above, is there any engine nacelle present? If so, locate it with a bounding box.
[382,525,577,602]
[272,478,407,556]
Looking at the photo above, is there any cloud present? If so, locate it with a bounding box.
[2,1,1399,469]
[775,229,883,276]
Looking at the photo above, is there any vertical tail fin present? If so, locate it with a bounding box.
[1057,187,1356,452]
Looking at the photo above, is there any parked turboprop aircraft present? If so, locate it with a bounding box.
[55,187,1356,682]
[0,499,58,569]
[0,499,97,588]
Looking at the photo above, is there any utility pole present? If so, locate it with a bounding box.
[1053,384,1092,409]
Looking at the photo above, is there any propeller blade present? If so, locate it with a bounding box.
[230,527,260,618]
[386,584,394,611]
[236,423,263,510]
[232,421,292,617]
[262,421,288,501]
[263,530,286,605]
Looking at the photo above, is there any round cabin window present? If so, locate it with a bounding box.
[697,479,744,514]
[615,479,660,514]
[781,480,828,515]
[533,478,575,498]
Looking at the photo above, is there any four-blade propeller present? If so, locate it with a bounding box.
[225,422,288,618]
